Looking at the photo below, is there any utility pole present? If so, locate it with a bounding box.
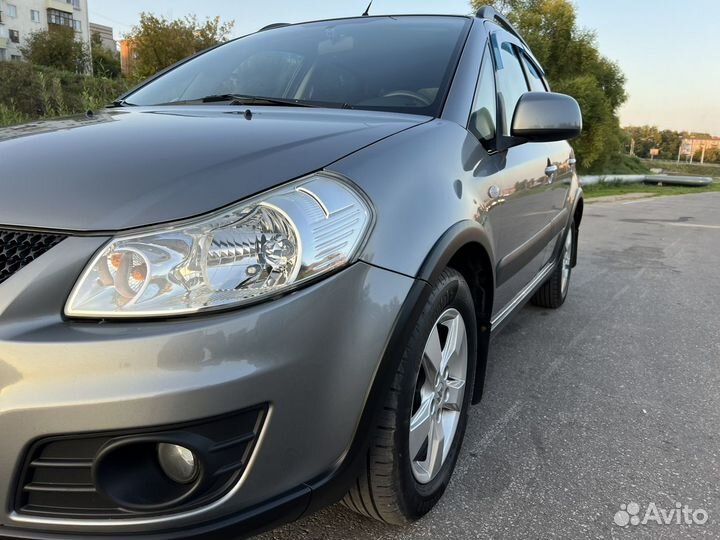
[700,143,706,164]
[689,139,694,163]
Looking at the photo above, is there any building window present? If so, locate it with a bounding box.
[31,9,41,23]
[72,19,82,32]
[9,29,20,43]
[11,54,22,61]
[71,0,81,9]
[7,4,18,18]
[0,49,6,61]
[47,9,73,28]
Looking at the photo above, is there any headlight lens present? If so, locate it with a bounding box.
[65,174,372,318]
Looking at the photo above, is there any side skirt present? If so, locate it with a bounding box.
[489,260,556,336]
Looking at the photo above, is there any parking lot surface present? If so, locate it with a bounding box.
[256,192,720,539]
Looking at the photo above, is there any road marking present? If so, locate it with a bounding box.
[474,400,524,453]
[574,267,608,288]
[621,198,656,205]
[611,284,631,302]
[656,222,720,230]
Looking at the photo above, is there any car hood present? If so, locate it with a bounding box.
[0,106,428,232]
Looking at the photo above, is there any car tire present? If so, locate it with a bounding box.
[531,220,575,309]
[343,268,477,524]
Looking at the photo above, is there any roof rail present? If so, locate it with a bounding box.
[475,6,530,50]
[259,22,291,32]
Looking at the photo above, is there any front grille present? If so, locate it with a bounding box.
[0,229,66,286]
[15,406,267,519]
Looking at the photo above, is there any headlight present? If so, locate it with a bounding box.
[65,174,372,318]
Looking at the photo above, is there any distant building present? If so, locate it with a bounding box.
[119,37,136,75]
[679,137,720,163]
[0,0,91,62]
[89,21,114,51]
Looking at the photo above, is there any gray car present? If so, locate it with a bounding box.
[0,7,583,539]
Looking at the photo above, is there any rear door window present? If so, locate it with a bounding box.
[521,54,547,92]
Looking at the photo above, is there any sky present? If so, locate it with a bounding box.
[88,0,720,135]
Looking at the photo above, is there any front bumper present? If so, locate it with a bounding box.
[0,236,414,537]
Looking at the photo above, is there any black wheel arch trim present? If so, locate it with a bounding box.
[415,219,496,287]
[415,221,495,404]
[570,188,584,267]
[308,220,499,507]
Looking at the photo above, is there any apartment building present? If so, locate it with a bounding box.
[119,38,136,75]
[89,21,114,51]
[679,137,720,163]
[0,0,91,61]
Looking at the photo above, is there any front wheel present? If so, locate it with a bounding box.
[343,268,476,524]
[531,220,574,309]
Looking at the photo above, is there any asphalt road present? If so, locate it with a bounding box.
[256,192,720,540]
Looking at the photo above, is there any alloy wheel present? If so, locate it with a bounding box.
[409,308,468,484]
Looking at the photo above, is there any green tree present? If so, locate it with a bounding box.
[20,26,89,73]
[693,148,720,164]
[658,129,681,160]
[471,0,627,172]
[623,125,660,158]
[91,32,121,78]
[125,13,234,79]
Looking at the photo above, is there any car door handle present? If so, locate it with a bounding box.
[545,164,558,177]
[568,158,577,165]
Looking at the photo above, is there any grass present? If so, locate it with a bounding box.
[640,158,720,177]
[0,102,29,127]
[584,154,651,175]
[583,179,720,200]
[0,62,129,128]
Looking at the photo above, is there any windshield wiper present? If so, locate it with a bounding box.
[201,94,319,107]
[108,99,136,107]
[157,94,352,109]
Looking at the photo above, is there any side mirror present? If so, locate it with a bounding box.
[511,92,582,142]
[469,107,496,143]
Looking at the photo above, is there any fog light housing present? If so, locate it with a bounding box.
[157,443,198,484]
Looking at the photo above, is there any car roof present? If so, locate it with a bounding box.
[258,14,474,32]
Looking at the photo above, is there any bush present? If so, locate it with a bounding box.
[91,32,121,79]
[20,26,89,73]
[0,61,130,127]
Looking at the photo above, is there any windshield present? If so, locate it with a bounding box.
[124,16,471,116]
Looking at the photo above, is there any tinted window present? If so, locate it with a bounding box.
[469,46,496,143]
[522,54,546,92]
[126,17,470,116]
[492,39,529,134]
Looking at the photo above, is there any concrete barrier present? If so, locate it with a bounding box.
[580,175,645,185]
[580,174,713,186]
